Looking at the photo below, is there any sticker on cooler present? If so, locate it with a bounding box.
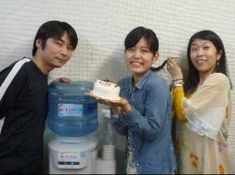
[57,152,88,168]
[58,103,83,117]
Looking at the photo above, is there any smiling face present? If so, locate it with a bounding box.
[190,38,221,76]
[124,37,158,81]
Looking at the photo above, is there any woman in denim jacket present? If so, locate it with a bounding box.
[96,26,176,174]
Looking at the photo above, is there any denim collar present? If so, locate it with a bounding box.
[128,70,152,91]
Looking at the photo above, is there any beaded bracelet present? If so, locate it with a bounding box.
[173,79,184,87]
[173,78,183,82]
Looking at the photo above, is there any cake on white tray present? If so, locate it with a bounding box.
[92,80,120,100]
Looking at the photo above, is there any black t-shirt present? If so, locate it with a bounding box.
[0,58,48,173]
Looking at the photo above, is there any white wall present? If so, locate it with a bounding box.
[1,0,235,169]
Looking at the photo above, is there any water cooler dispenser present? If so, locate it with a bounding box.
[47,81,98,174]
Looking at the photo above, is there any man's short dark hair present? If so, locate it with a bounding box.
[32,20,78,56]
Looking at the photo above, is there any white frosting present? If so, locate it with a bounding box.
[92,80,120,100]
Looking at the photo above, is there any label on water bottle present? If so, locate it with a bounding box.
[58,103,83,117]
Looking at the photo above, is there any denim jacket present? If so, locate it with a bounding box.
[111,70,176,174]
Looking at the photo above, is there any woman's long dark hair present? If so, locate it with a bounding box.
[184,30,232,95]
[150,59,167,72]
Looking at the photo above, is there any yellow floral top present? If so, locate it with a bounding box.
[172,73,234,174]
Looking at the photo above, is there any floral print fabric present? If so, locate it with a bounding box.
[172,73,234,174]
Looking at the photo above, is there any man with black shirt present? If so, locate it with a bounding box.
[0,20,78,173]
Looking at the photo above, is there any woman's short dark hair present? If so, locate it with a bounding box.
[124,26,159,54]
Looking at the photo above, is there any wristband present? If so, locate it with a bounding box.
[173,80,184,87]
[173,78,183,81]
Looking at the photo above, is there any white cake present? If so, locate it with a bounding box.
[92,80,120,100]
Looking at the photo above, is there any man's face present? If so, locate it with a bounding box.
[36,32,75,70]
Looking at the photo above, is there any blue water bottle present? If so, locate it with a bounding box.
[47,81,98,137]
